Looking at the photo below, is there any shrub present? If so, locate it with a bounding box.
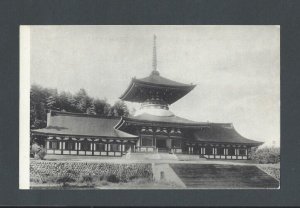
[57,176,76,187]
[107,174,119,183]
[250,147,280,164]
[36,147,47,160]
[81,174,93,183]
[31,143,47,160]
[31,143,40,154]
[30,161,153,186]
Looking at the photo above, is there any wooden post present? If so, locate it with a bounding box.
[106,142,109,156]
[84,138,86,156]
[153,126,156,150]
[92,139,94,156]
[76,139,79,155]
[213,147,216,159]
[60,139,63,155]
[121,141,123,156]
[46,140,50,149]
[68,137,71,155]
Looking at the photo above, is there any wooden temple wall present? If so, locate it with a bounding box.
[184,144,251,160]
[45,136,135,157]
[135,125,183,153]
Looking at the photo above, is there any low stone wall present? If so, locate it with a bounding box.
[30,160,153,184]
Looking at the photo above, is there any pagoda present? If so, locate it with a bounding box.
[31,35,263,160]
[116,35,263,157]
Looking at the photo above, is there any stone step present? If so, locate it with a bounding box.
[176,154,207,161]
[169,164,279,188]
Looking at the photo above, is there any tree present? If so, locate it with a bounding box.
[46,95,57,110]
[30,85,125,130]
[30,85,48,129]
[111,101,129,117]
[58,91,71,112]
[94,98,111,116]
[249,147,280,164]
[86,101,96,115]
[74,88,92,113]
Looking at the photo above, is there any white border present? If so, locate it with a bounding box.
[19,26,30,189]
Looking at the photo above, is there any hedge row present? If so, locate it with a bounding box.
[30,161,153,184]
[249,147,280,164]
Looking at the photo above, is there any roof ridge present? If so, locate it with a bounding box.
[50,110,121,120]
[136,73,196,87]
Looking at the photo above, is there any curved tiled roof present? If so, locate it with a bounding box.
[136,71,194,87]
[119,72,196,104]
[192,124,263,145]
[31,111,138,139]
[126,113,206,126]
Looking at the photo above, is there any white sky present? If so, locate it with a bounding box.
[29,25,280,144]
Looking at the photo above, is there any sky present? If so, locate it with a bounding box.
[29,25,280,145]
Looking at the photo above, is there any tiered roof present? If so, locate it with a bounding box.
[119,71,196,104]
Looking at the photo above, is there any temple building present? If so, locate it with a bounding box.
[31,36,263,160]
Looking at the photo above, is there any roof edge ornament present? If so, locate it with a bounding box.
[151,34,160,76]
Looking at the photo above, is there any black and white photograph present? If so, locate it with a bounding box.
[20,25,280,189]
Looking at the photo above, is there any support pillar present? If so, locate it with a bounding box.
[213,147,216,159]
[68,137,71,155]
[84,139,87,156]
[106,143,109,156]
[121,141,123,155]
[92,140,94,156]
[60,141,63,155]
[76,140,79,155]
[234,148,236,159]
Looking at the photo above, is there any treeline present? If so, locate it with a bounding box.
[30,84,131,129]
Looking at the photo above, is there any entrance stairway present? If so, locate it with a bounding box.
[158,152,178,160]
[176,154,207,161]
[169,163,279,188]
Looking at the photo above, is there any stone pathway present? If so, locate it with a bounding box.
[152,163,186,188]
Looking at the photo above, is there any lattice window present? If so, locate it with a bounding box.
[49,141,59,149]
[228,147,235,156]
[216,147,225,155]
[95,143,105,151]
[141,137,153,146]
[65,141,75,150]
[239,149,246,156]
[172,139,181,148]
[205,146,213,155]
[110,144,119,152]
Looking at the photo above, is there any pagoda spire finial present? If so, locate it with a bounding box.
[151,35,160,75]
